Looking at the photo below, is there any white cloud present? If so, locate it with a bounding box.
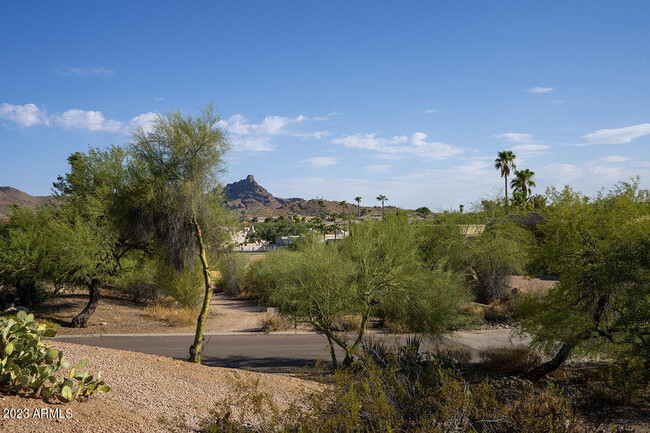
[526,87,554,94]
[600,155,631,163]
[0,101,164,135]
[55,66,115,78]
[312,111,340,121]
[230,135,274,152]
[217,113,331,152]
[332,132,462,160]
[582,123,650,145]
[421,109,439,114]
[0,103,48,127]
[219,114,307,136]
[511,144,550,153]
[540,163,583,186]
[128,112,159,134]
[54,109,123,132]
[364,164,392,174]
[495,132,534,143]
[302,156,339,168]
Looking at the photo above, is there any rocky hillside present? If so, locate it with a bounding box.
[0,186,56,217]
[223,175,390,218]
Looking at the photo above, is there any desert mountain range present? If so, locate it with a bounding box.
[0,186,56,217]
[1,175,389,218]
[223,175,387,218]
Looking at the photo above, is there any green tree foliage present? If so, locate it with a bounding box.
[37,146,140,327]
[415,206,432,218]
[215,252,249,296]
[418,218,532,303]
[519,180,650,382]
[247,220,309,244]
[127,105,230,364]
[265,215,466,367]
[0,207,61,307]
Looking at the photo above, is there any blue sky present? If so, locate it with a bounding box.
[1,1,649,210]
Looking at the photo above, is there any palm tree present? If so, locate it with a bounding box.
[354,196,362,219]
[511,169,536,199]
[376,195,388,217]
[459,204,464,214]
[494,150,517,207]
[331,223,342,240]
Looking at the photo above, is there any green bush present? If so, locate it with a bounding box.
[110,258,159,303]
[155,259,204,308]
[0,311,109,402]
[216,253,249,296]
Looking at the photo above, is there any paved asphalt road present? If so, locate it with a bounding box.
[54,330,527,372]
[54,333,444,372]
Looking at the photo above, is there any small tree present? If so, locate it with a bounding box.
[376,195,388,217]
[128,105,230,364]
[519,180,650,382]
[268,215,465,367]
[51,146,140,327]
[354,196,362,219]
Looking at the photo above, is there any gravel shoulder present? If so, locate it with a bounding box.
[0,341,323,433]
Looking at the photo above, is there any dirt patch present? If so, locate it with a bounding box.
[31,289,269,335]
[507,275,557,293]
[0,341,323,433]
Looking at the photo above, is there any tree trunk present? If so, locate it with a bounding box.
[71,279,101,328]
[326,334,338,369]
[504,175,508,208]
[189,220,213,364]
[523,341,576,381]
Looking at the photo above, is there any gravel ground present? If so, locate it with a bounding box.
[35,291,270,336]
[0,342,323,433]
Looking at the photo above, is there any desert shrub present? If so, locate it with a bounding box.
[155,259,204,308]
[111,258,159,303]
[483,299,514,323]
[436,343,473,366]
[201,341,579,432]
[603,352,649,404]
[216,253,249,296]
[259,313,290,333]
[479,345,541,374]
[470,222,532,303]
[0,311,109,402]
[331,315,362,332]
[143,301,198,327]
[14,279,49,307]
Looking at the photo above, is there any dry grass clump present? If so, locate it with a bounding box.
[436,343,473,366]
[143,301,198,327]
[479,345,541,374]
[331,314,362,332]
[259,313,290,333]
[483,299,513,322]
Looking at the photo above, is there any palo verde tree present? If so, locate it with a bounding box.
[0,206,63,308]
[519,180,650,382]
[267,214,465,368]
[52,146,140,327]
[128,105,230,364]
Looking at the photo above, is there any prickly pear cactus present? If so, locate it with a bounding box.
[0,311,109,402]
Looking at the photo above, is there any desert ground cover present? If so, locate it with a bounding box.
[1,341,322,433]
[32,289,270,336]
